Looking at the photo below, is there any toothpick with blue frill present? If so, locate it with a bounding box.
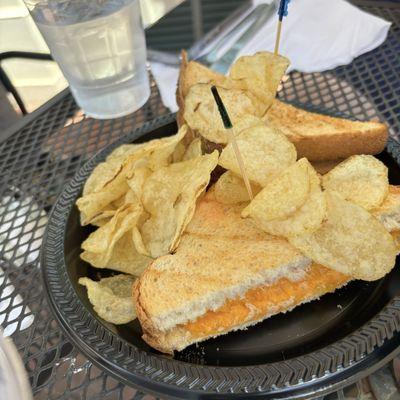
[274,0,291,55]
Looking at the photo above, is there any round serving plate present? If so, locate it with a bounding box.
[41,109,400,399]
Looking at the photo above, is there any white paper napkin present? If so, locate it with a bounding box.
[150,0,391,112]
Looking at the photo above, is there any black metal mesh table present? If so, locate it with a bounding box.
[0,1,399,399]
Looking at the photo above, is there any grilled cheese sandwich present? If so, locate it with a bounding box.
[134,186,400,353]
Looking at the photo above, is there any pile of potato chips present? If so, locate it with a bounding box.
[76,125,217,323]
[182,52,290,144]
[77,50,398,325]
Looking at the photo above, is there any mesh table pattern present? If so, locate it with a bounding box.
[0,2,399,399]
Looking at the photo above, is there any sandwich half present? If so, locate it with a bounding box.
[134,187,400,354]
[176,53,388,162]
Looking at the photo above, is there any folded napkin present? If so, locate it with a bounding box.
[150,0,391,112]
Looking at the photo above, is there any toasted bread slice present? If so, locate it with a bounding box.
[264,100,388,162]
[312,159,345,175]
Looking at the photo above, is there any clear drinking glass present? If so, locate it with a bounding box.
[24,0,150,119]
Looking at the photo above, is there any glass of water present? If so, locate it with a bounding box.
[24,0,150,119]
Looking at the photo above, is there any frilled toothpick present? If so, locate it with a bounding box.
[274,0,291,55]
[211,86,253,201]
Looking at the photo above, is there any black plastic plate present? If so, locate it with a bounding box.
[42,109,400,399]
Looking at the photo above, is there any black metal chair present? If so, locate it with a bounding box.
[0,51,53,115]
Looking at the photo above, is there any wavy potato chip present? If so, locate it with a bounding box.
[229,52,290,115]
[81,203,152,273]
[106,143,146,162]
[126,166,152,202]
[77,172,129,226]
[242,158,312,221]
[82,142,152,197]
[76,127,187,225]
[83,136,180,198]
[108,126,187,169]
[82,203,141,256]
[289,191,397,281]
[183,83,261,144]
[146,125,188,170]
[261,191,326,238]
[141,151,219,258]
[219,125,297,187]
[243,163,326,237]
[373,186,400,231]
[89,209,117,227]
[183,138,203,161]
[81,231,151,275]
[172,141,186,162]
[214,171,261,204]
[88,194,130,227]
[178,52,229,98]
[79,274,137,324]
[82,161,123,197]
[322,155,389,210]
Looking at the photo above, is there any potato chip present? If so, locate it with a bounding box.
[146,125,187,170]
[126,166,152,202]
[179,58,228,100]
[183,83,261,144]
[373,186,400,231]
[77,172,129,226]
[79,274,137,324]
[83,142,150,198]
[140,151,219,257]
[171,141,186,162]
[81,204,137,255]
[214,171,261,204]
[322,155,389,210]
[183,138,203,161]
[243,162,326,237]
[218,124,297,187]
[81,231,151,275]
[106,143,146,162]
[289,191,397,281]
[89,209,117,227]
[242,158,312,220]
[107,126,187,168]
[82,203,145,265]
[122,189,151,257]
[82,161,122,197]
[76,127,187,225]
[229,52,290,115]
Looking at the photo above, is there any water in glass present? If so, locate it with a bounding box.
[32,0,150,118]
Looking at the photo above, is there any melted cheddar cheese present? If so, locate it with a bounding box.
[183,264,349,338]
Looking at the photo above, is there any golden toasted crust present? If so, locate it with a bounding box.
[133,277,175,354]
[264,100,388,161]
[312,159,345,175]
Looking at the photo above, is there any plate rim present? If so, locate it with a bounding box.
[41,108,400,399]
